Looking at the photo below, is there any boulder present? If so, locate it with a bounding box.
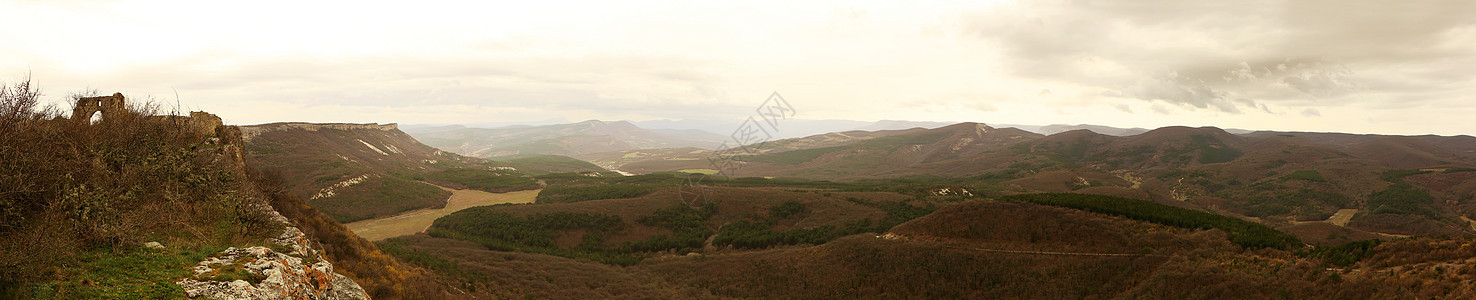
[144,241,165,250]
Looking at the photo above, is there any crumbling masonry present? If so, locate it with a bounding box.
[72,92,127,125]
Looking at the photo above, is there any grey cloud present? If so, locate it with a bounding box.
[966,0,1476,113]
[1300,108,1321,117]
[1124,73,1242,113]
[1150,104,1171,114]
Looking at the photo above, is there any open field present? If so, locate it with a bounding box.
[346,183,540,241]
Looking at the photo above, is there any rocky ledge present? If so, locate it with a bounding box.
[174,205,368,299]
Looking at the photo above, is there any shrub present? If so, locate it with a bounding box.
[1001,193,1301,249]
[308,176,450,223]
[1303,239,1382,267]
[628,204,716,252]
[1282,170,1327,182]
[423,168,538,192]
[769,200,806,220]
[429,207,637,264]
[535,184,655,203]
[1367,183,1436,217]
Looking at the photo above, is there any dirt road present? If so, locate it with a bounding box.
[345,184,539,241]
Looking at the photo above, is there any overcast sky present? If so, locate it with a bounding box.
[3,0,1474,135]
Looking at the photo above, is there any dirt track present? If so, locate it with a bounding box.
[346,184,539,241]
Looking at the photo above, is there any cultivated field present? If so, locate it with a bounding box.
[347,184,540,241]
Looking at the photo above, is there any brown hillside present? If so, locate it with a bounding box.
[1417,135,1476,160]
[243,122,505,222]
[889,200,1216,253]
[1244,131,1476,168]
[591,122,1475,239]
[393,196,1476,299]
[1346,136,1474,169]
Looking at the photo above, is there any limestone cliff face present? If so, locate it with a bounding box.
[241,123,399,142]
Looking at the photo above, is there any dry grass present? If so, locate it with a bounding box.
[345,185,539,241]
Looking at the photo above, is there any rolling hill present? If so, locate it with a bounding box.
[385,191,1476,299]
[596,121,1476,240]
[241,122,579,223]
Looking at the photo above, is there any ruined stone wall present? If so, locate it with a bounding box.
[71,92,127,124]
[239,122,399,141]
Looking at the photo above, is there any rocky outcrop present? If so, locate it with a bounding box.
[240,123,399,141]
[175,205,368,299]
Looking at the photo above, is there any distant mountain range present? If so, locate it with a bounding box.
[602,122,1476,241]
[408,120,727,157]
[405,118,1251,146]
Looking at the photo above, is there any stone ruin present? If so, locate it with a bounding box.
[71,92,229,140]
[72,92,127,125]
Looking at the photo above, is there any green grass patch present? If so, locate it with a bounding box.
[29,244,230,299]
